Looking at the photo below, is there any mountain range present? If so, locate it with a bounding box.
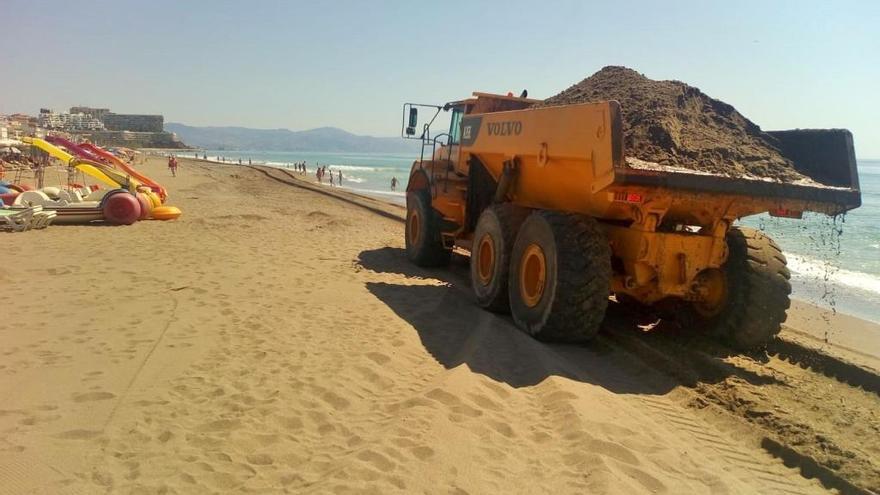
[165,123,419,153]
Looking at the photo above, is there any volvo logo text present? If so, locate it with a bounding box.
[487,121,522,136]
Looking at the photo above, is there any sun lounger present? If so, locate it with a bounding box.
[0,207,36,232]
[30,207,57,229]
[0,205,56,231]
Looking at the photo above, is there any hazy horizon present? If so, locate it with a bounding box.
[1,0,877,157]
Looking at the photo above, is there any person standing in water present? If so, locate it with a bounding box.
[391,177,398,191]
[338,170,342,186]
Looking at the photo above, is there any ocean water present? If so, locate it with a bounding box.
[193,150,413,203]
[192,149,880,323]
[741,160,880,323]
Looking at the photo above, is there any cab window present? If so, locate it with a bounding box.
[449,108,463,144]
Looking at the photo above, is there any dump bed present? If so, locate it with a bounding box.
[614,128,861,214]
[457,99,861,221]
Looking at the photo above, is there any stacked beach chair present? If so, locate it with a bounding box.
[0,204,57,232]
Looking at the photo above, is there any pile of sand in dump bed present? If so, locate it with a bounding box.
[538,66,807,182]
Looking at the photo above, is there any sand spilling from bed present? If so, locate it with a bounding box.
[539,66,807,182]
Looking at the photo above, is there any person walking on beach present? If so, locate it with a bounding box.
[338,170,342,186]
[316,168,322,183]
[329,172,335,186]
[391,176,398,191]
[248,158,252,165]
[168,156,178,177]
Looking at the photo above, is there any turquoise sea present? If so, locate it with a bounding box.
[191,149,880,323]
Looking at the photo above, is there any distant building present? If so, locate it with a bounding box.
[36,107,164,133]
[38,109,105,131]
[70,106,110,120]
[7,107,182,148]
[102,113,163,133]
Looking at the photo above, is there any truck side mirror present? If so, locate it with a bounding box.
[406,107,418,136]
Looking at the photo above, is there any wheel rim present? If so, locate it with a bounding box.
[476,234,495,286]
[692,269,728,317]
[408,208,421,246]
[519,243,546,308]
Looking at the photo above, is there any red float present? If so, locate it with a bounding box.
[102,191,141,225]
[0,192,19,206]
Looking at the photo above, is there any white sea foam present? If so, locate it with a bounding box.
[343,187,406,197]
[786,253,880,295]
[264,161,295,167]
[323,164,389,172]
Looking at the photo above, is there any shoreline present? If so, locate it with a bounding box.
[159,152,409,204]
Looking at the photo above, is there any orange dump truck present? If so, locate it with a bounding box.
[400,93,861,349]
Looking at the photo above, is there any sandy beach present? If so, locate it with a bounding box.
[1,156,878,494]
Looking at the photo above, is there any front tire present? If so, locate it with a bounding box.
[405,189,451,267]
[508,211,611,343]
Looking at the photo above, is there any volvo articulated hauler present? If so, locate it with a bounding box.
[400,93,861,349]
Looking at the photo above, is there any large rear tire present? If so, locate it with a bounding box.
[508,211,611,343]
[470,204,528,312]
[405,189,451,267]
[690,227,791,350]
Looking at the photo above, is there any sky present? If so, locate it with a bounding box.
[1,0,878,157]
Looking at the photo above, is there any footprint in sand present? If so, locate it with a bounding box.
[19,414,61,426]
[246,453,274,466]
[72,391,116,403]
[320,391,351,410]
[275,415,303,430]
[54,429,102,440]
[587,438,641,466]
[366,352,390,365]
[357,449,397,472]
[411,446,435,461]
[197,418,241,432]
